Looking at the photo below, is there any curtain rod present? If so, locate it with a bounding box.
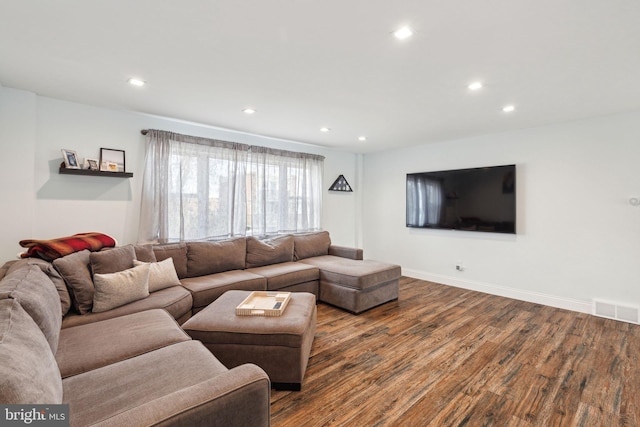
[139,129,324,160]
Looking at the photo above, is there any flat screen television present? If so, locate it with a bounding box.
[406,164,516,234]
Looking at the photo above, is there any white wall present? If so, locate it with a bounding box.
[362,110,640,312]
[0,88,359,261]
[0,88,36,258]
[5,85,639,315]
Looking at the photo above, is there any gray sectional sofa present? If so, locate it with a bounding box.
[0,231,400,426]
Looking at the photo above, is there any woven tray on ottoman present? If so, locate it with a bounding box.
[182,290,316,391]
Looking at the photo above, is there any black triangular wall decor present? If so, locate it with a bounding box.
[329,174,353,192]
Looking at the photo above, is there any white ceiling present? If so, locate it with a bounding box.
[1,1,640,153]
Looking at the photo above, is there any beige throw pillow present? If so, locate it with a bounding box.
[133,258,181,292]
[92,263,150,313]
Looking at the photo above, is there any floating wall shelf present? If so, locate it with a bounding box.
[59,163,133,178]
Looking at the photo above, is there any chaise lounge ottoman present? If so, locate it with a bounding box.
[182,290,316,391]
[299,256,401,314]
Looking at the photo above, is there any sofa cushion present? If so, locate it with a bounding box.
[90,244,136,275]
[92,264,151,313]
[247,262,319,291]
[0,265,62,354]
[61,341,230,426]
[181,270,267,309]
[293,231,331,260]
[246,235,294,268]
[133,258,181,292]
[56,309,190,378]
[7,257,71,316]
[133,244,157,263]
[0,260,14,281]
[0,299,63,404]
[299,255,402,290]
[53,250,94,314]
[62,286,193,328]
[187,238,246,278]
[153,243,188,279]
[328,245,364,260]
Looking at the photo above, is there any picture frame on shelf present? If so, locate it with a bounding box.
[61,149,80,169]
[100,148,126,172]
[85,158,99,171]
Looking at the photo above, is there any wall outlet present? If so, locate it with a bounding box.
[455,261,464,271]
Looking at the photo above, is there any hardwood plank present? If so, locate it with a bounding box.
[270,277,640,426]
[620,324,640,425]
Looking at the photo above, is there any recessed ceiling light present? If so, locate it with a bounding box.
[242,108,256,114]
[320,127,330,132]
[502,105,516,113]
[468,81,483,91]
[358,136,367,141]
[128,77,145,87]
[393,26,413,40]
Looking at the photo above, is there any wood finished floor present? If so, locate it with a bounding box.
[270,277,640,426]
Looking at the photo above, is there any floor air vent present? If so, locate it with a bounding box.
[593,300,639,324]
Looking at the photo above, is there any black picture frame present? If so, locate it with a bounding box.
[100,148,126,172]
[85,158,99,171]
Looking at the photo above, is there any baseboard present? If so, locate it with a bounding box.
[402,268,593,315]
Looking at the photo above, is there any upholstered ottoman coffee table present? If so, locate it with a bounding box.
[182,290,316,391]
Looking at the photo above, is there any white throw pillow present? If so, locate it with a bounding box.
[92,263,150,313]
[133,257,181,292]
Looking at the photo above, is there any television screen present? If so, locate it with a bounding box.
[406,164,516,234]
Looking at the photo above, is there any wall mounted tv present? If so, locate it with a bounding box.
[406,164,516,234]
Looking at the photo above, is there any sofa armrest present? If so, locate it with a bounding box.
[329,245,363,260]
[93,364,270,427]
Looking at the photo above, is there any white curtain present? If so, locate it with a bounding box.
[248,146,323,236]
[138,130,249,243]
[138,130,323,243]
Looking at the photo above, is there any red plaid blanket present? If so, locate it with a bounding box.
[19,232,117,261]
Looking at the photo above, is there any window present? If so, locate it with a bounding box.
[248,146,323,236]
[138,130,323,243]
